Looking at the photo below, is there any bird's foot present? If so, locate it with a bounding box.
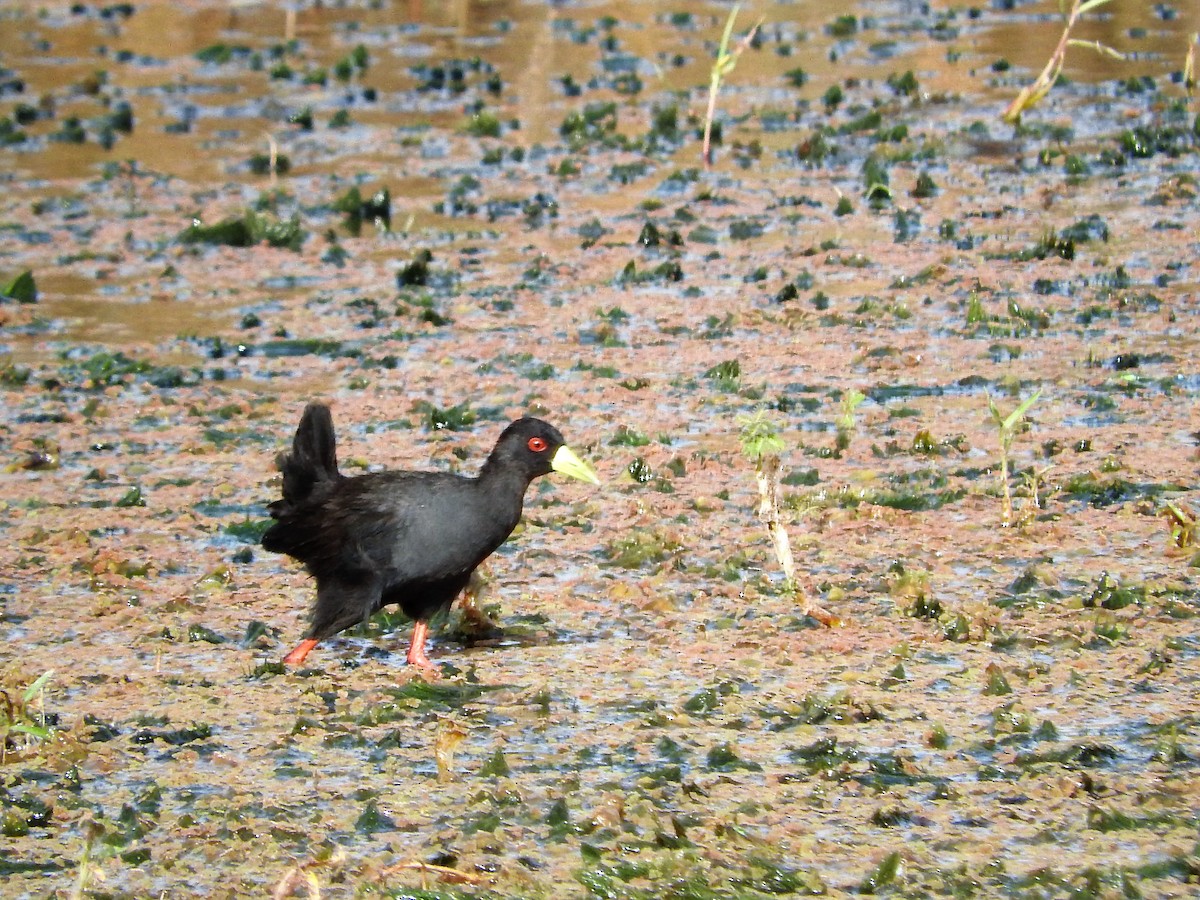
[405,620,441,679]
[801,601,842,628]
[283,638,319,666]
[405,650,442,680]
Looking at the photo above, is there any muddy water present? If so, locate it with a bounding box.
[2,1,1200,898]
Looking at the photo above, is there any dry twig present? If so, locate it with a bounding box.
[702,5,763,168]
[1002,0,1124,124]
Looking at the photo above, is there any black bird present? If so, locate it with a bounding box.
[262,403,599,673]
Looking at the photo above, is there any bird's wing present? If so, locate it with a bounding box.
[342,473,503,582]
[267,471,510,584]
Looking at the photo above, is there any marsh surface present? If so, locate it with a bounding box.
[1,1,1199,897]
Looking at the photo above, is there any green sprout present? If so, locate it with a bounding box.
[988,389,1042,525]
[1002,0,1125,125]
[738,411,794,585]
[702,4,763,169]
[1,669,55,761]
[738,411,836,625]
[836,388,867,452]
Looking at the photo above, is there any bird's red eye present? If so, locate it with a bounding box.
[528,436,548,453]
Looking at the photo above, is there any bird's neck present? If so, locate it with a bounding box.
[476,461,532,514]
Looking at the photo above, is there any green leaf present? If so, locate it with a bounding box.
[22,670,54,703]
[481,748,511,777]
[860,849,902,892]
[1003,389,1042,432]
[989,389,1040,433]
[10,722,51,740]
[987,395,1003,426]
[1,270,37,303]
[738,411,784,461]
[717,4,742,63]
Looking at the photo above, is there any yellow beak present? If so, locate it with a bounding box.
[550,445,601,485]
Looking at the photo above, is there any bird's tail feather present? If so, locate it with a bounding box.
[275,403,340,509]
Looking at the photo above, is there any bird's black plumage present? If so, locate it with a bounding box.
[263,403,598,671]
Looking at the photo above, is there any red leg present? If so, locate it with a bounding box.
[405,620,439,676]
[283,637,319,665]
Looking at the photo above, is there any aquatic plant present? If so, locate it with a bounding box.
[1,670,55,764]
[177,209,306,251]
[739,411,836,624]
[822,84,844,113]
[862,155,892,206]
[988,389,1042,525]
[465,109,502,137]
[69,817,106,900]
[835,388,867,452]
[1,269,36,303]
[704,358,741,391]
[248,138,289,179]
[860,850,901,892]
[739,411,790,572]
[1002,0,1125,125]
[434,718,468,783]
[912,171,938,198]
[1161,501,1197,551]
[1021,462,1055,519]
[602,527,681,570]
[614,259,683,286]
[334,185,391,235]
[560,101,619,149]
[702,4,762,169]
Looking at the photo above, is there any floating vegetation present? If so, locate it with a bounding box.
[704,359,740,391]
[1,671,61,765]
[614,259,683,285]
[177,210,306,251]
[1162,501,1197,550]
[397,249,434,287]
[414,400,475,432]
[1,4,1199,898]
[602,527,681,569]
[58,350,151,389]
[1118,123,1198,159]
[835,388,866,453]
[411,56,497,94]
[560,102,620,149]
[1082,572,1145,610]
[334,185,391,234]
[609,425,650,447]
[1061,472,1185,508]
